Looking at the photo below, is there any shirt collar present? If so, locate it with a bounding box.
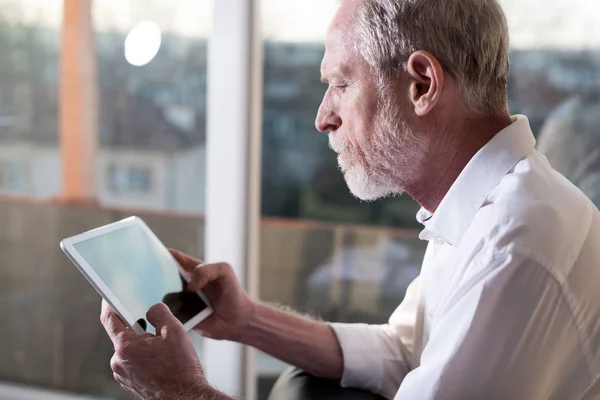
[417,115,536,246]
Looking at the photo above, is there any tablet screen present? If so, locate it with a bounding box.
[73,223,208,334]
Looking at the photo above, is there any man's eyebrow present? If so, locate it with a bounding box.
[321,63,352,84]
[320,71,344,84]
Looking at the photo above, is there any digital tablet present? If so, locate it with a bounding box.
[60,216,213,334]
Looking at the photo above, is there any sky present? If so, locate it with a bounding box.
[3,0,600,49]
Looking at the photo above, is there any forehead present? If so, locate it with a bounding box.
[322,30,349,71]
[321,0,362,74]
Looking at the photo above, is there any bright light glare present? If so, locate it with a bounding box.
[124,21,162,67]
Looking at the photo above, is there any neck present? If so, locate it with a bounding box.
[406,112,513,213]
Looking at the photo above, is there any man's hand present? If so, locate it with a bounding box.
[170,249,256,341]
[100,300,224,400]
[169,249,343,380]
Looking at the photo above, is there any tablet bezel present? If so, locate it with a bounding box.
[60,216,213,333]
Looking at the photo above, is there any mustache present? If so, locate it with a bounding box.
[328,133,346,154]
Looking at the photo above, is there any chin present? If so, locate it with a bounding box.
[344,166,395,201]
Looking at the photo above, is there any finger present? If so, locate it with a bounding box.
[100,300,128,343]
[110,354,126,377]
[169,248,203,272]
[188,262,231,292]
[146,303,185,338]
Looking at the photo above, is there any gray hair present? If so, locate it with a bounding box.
[352,0,510,115]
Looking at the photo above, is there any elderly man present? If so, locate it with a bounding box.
[100,0,600,399]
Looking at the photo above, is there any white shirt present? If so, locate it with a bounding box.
[331,116,600,400]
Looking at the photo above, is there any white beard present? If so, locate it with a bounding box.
[344,161,394,201]
[330,102,415,201]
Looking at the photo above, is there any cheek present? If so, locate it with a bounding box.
[336,82,380,160]
[346,87,378,139]
[343,134,371,169]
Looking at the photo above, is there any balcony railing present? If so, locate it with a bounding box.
[0,196,424,397]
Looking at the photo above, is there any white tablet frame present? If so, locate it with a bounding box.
[60,216,213,334]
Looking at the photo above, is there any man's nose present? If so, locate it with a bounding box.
[315,106,342,133]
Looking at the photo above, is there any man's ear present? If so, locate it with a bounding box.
[406,50,445,116]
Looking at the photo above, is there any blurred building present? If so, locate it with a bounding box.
[537,94,600,207]
[0,85,206,212]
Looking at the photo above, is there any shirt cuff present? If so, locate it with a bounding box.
[329,322,384,393]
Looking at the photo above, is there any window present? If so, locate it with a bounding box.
[92,0,210,213]
[259,1,421,395]
[0,0,210,398]
[0,0,60,198]
[2,0,599,399]
[108,165,152,193]
[0,162,27,191]
[257,0,600,398]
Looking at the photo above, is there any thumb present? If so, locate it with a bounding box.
[146,302,184,337]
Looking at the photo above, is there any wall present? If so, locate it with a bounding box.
[169,145,206,213]
[0,143,61,197]
[0,144,206,213]
[30,146,62,198]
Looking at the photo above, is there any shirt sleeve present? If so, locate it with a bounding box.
[396,251,590,400]
[329,276,421,399]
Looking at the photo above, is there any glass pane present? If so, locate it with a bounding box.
[258,1,422,397]
[0,0,210,398]
[499,0,600,208]
[0,0,61,198]
[258,0,600,398]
